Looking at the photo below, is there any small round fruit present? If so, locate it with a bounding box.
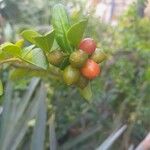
[91,49,107,63]
[48,50,64,66]
[76,75,89,88]
[79,38,96,55]
[80,59,100,80]
[63,65,80,85]
[69,50,88,68]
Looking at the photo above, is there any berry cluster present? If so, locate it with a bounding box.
[48,38,107,88]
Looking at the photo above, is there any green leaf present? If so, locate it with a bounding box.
[62,124,102,150]
[1,42,21,57]
[10,81,44,150]
[67,19,88,47]
[21,47,48,70]
[49,114,57,150]
[0,79,41,150]
[59,56,70,70]
[34,30,55,52]
[31,83,47,150]
[21,29,41,44]
[14,78,40,124]
[9,68,46,80]
[15,39,24,48]
[52,4,72,53]
[9,69,30,81]
[31,48,48,70]
[0,80,3,96]
[79,83,92,101]
[0,82,14,150]
[96,125,127,150]
[0,49,5,60]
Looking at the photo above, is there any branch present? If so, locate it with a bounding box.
[12,63,44,71]
[0,58,22,66]
[0,58,62,80]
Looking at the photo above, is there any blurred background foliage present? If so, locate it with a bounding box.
[0,0,150,149]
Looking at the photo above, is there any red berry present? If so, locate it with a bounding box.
[79,38,96,55]
[80,59,100,80]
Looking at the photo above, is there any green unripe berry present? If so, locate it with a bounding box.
[63,65,80,85]
[91,49,107,64]
[48,50,64,66]
[69,50,88,68]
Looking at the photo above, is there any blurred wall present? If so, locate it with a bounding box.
[87,0,135,25]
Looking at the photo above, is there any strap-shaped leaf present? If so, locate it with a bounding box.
[34,30,55,52]
[31,83,47,150]
[0,82,14,150]
[96,125,127,150]
[9,81,44,150]
[49,114,57,150]
[21,46,48,70]
[0,79,40,150]
[79,83,92,101]
[0,80,3,96]
[21,29,41,44]
[52,4,72,53]
[1,42,21,57]
[67,19,88,47]
[62,124,102,150]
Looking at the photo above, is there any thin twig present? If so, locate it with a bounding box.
[0,58,21,66]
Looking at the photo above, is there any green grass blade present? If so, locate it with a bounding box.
[15,78,40,123]
[9,82,45,150]
[31,82,47,150]
[0,82,14,150]
[96,125,127,150]
[62,124,102,150]
[49,114,57,150]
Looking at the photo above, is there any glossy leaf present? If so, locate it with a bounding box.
[21,47,48,70]
[52,4,72,53]
[32,48,48,69]
[0,49,5,60]
[0,80,3,96]
[21,29,41,44]
[1,42,21,57]
[34,30,55,52]
[79,83,92,101]
[67,19,88,47]
[15,39,24,48]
